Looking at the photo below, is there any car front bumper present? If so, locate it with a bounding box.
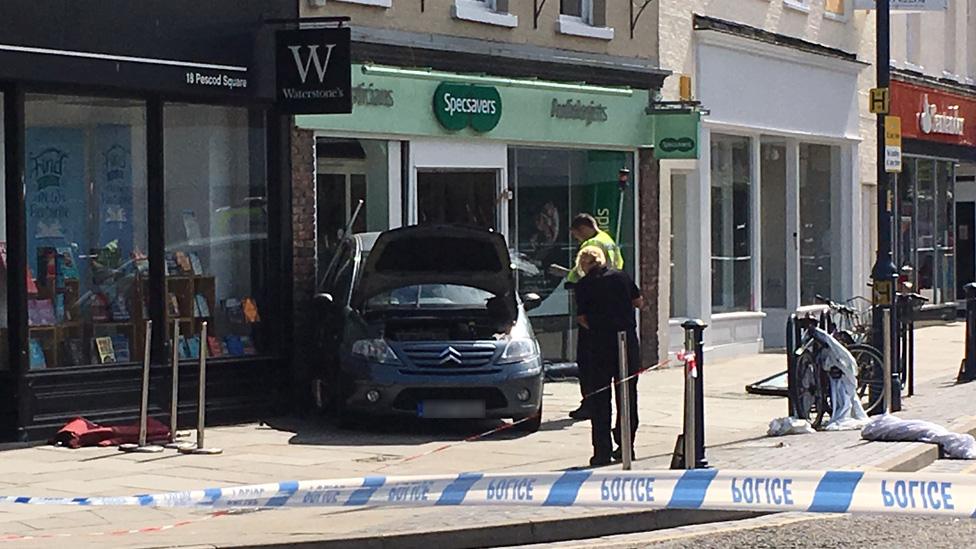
[340,357,544,420]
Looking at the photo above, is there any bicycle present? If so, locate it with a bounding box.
[792,303,885,428]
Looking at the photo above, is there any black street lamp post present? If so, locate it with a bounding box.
[870,0,902,412]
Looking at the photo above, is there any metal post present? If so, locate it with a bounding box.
[120,321,162,453]
[786,315,797,417]
[682,329,695,470]
[682,319,708,468]
[165,320,191,450]
[180,322,222,455]
[960,283,976,383]
[616,331,632,471]
[871,0,899,396]
[883,309,893,414]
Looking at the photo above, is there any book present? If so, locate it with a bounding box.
[132,249,149,275]
[110,335,131,362]
[168,293,181,317]
[63,338,86,366]
[225,298,244,324]
[111,294,130,321]
[55,246,79,288]
[165,253,178,276]
[27,300,39,327]
[0,242,39,294]
[95,336,116,364]
[34,299,56,326]
[225,335,244,356]
[188,252,204,275]
[220,341,230,356]
[36,247,57,288]
[187,336,201,359]
[91,293,111,322]
[242,298,260,323]
[182,209,202,241]
[174,251,193,275]
[29,339,46,370]
[241,336,257,355]
[54,294,66,323]
[178,335,190,359]
[194,294,211,318]
[207,336,223,358]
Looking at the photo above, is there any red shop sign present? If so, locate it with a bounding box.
[890,80,975,148]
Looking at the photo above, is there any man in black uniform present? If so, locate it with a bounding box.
[574,246,643,467]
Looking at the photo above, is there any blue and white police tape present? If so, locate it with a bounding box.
[1,469,974,518]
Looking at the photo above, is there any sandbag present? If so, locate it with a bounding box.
[861,414,976,459]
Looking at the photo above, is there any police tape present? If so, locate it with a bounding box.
[1,469,974,518]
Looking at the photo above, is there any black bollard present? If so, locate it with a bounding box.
[959,283,976,383]
[681,319,708,468]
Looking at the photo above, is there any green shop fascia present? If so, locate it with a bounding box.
[298,64,698,154]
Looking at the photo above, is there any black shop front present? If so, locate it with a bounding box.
[0,1,298,441]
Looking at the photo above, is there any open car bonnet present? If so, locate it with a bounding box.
[353,225,517,319]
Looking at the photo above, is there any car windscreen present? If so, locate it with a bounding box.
[365,284,495,310]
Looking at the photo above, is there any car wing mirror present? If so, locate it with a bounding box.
[314,292,335,309]
[522,292,542,312]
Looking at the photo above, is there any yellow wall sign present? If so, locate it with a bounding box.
[870,87,890,114]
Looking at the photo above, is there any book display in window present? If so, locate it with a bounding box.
[94,336,116,364]
[29,339,48,370]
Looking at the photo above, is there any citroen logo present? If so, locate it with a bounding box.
[438,346,463,365]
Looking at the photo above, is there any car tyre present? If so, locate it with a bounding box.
[514,400,543,433]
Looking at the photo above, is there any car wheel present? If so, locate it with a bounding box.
[514,400,543,433]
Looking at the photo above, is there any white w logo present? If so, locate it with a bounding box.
[288,44,337,84]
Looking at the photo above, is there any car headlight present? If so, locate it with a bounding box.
[351,339,400,364]
[499,339,539,364]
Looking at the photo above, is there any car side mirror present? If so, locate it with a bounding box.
[522,292,542,312]
[314,292,335,309]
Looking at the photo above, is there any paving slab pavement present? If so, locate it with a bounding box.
[0,323,972,548]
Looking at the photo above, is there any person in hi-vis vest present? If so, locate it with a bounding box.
[549,213,624,421]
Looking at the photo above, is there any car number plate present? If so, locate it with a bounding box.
[418,400,486,419]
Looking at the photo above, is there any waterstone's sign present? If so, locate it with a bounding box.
[276,27,351,115]
[890,81,975,148]
[433,82,502,132]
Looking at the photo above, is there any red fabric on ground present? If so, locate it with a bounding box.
[52,417,171,448]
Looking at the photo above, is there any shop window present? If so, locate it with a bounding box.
[799,143,840,306]
[24,94,148,368]
[902,158,956,305]
[710,134,752,314]
[0,91,6,370]
[316,138,389,267]
[164,105,268,360]
[670,173,689,318]
[508,147,634,362]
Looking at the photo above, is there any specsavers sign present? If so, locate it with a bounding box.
[433,82,502,132]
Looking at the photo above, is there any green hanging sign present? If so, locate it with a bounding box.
[433,82,502,132]
[655,112,700,159]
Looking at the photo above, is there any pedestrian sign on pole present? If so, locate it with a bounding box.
[885,115,902,173]
[870,87,890,114]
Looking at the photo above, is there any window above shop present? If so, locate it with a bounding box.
[329,0,392,8]
[824,0,849,21]
[558,0,614,40]
[783,0,811,13]
[453,0,518,28]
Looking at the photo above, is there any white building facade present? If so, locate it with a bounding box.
[656,1,878,359]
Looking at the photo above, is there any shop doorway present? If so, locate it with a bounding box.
[416,170,499,230]
[957,201,975,297]
[760,141,791,346]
